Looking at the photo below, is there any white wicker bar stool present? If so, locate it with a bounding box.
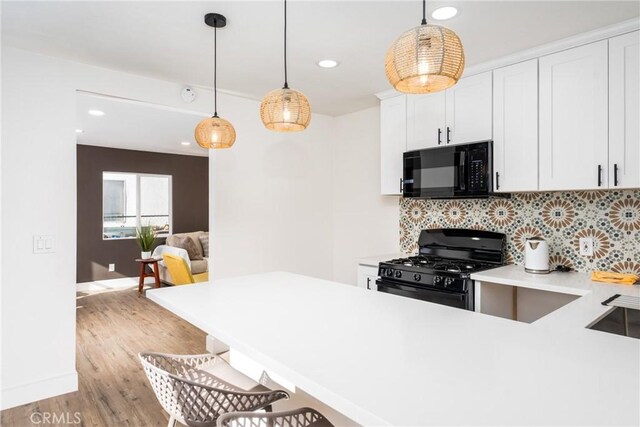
[139,352,289,427]
[216,407,335,427]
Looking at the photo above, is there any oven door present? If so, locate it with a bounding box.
[376,280,471,310]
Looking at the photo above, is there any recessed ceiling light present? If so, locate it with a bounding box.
[432,6,458,20]
[317,59,339,69]
[181,141,191,146]
[88,109,105,116]
[75,129,84,134]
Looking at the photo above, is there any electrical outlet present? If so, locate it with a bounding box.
[108,263,115,272]
[579,237,594,256]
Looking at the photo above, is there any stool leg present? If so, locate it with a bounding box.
[153,261,161,288]
[138,262,145,293]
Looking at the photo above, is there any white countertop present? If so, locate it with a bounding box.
[471,265,640,329]
[148,272,639,426]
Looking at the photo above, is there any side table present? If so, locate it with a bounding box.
[136,258,161,294]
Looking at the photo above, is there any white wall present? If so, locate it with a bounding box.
[331,107,399,284]
[210,94,334,281]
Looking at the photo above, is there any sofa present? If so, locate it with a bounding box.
[152,231,209,285]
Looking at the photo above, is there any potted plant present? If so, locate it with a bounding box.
[136,225,156,259]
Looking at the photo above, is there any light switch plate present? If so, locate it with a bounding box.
[579,237,594,256]
[33,235,55,254]
[108,264,115,272]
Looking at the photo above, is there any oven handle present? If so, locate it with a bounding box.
[375,280,466,301]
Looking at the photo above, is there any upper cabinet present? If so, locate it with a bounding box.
[380,95,407,195]
[405,71,493,151]
[539,40,609,191]
[380,27,640,195]
[492,59,539,192]
[445,71,493,145]
[406,92,446,151]
[609,31,640,189]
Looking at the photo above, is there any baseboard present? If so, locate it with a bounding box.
[1,371,78,410]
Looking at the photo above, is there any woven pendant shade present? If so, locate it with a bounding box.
[195,116,236,149]
[386,24,464,94]
[260,88,311,132]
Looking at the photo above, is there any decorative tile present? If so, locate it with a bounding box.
[398,189,640,273]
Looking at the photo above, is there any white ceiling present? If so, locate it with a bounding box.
[4,1,640,116]
[76,92,209,157]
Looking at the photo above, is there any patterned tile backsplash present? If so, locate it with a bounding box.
[399,190,640,274]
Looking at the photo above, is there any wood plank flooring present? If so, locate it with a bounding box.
[1,287,207,426]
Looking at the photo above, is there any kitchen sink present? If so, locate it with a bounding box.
[588,306,640,339]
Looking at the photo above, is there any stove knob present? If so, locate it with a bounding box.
[434,276,441,285]
[444,278,453,287]
[394,270,402,278]
[413,273,421,282]
[386,269,394,277]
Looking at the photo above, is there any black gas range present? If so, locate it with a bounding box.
[377,229,506,311]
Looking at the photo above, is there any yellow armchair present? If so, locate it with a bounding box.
[162,253,208,285]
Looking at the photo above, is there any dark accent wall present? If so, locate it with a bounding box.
[77,145,208,283]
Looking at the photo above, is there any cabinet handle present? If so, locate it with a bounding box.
[366,277,371,290]
[597,165,603,187]
[446,127,451,144]
[437,128,442,145]
[614,164,619,187]
[400,177,404,194]
[496,172,500,190]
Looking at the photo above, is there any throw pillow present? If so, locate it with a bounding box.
[199,233,209,258]
[172,236,203,260]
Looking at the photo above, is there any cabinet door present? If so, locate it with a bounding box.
[445,71,493,145]
[357,265,379,290]
[406,92,446,151]
[380,96,407,195]
[539,40,609,191]
[493,59,539,192]
[609,31,640,189]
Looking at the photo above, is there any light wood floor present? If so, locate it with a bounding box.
[1,286,207,426]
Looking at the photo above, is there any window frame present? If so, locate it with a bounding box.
[102,171,173,241]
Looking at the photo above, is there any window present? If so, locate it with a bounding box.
[103,172,172,240]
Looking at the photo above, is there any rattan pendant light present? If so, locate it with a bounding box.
[260,0,311,132]
[385,0,465,94]
[195,13,236,149]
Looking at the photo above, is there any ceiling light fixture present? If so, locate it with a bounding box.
[194,13,236,149]
[75,129,84,134]
[317,59,339,69]
[181,141,191,146]
[88,110,105,116]
[432,6,458,20]
[260,0,311,132]
[385,0,464,94]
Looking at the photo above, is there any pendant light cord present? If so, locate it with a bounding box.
[421,0,427,25]
[213,24,218,117]
[283,0,289,89]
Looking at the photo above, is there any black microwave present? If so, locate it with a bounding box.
[403,141,493,198]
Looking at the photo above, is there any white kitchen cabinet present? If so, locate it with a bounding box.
[492,59,539,192]
[406,92,446,151]
[609,31,640,189]
[357,265,378,291]
[445,71,493,145]
[380,95,406,195]
[539,40,609,191]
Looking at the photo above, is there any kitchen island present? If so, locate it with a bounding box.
[147,272,639,426]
